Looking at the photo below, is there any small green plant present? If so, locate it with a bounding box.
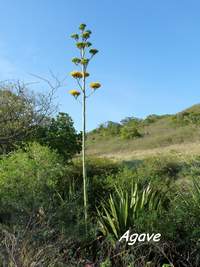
[100,258,112,267]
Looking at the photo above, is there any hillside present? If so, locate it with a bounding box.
[87,104,200,160]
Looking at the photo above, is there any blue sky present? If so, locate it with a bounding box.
[0,0,200,131]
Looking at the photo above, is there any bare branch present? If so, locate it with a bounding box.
[0,75,62,153]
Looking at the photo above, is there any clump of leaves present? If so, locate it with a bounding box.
[97,183,164,239]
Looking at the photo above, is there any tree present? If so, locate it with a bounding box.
[120,116,142,126]
[0,81,57,154]
[35,112,81,160]
[69,23,101,227]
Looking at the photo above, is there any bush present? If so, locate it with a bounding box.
[106,156,182,192]
[56,157,121,213]
[172,111,200,126]
[152,177,200,266]
[93,121,121,137]
[133,156,182,188]
[144,114,161,124]
[120,126,142,140]
[0,142,91,238]
[0,142,65,224]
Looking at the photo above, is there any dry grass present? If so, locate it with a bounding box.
[87,105,200,161]
[89,141,200,161]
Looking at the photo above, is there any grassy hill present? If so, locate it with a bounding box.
[87,104,200,160]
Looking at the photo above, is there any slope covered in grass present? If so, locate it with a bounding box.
[87,104,200,159]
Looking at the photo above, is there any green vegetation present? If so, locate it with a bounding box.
[0,81,81,160]
[34,112,81,160]
[97,183,164,239]
[1,119,200,265]
[87,105,200,159]
[1,24,200,266]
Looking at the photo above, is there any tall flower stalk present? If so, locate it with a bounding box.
[69,23,101,227]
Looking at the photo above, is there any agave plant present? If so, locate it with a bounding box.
[97,183,164,239]
[69,24,101,230]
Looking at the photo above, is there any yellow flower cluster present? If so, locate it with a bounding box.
[70,71,90,79]
[90,82,101,89]
[69,90,81,98]
[82,72,90,78]
[70,71,83,79]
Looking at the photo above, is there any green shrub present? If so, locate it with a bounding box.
[144,114,161,124]
[120,126,142,140]
[0,142,91,238]
[143,114,171,125]
[59,157,120,190]
[151,178,200,266]
[133,156,182,188]
[92,121,121,137]
[107,156,182,191]
[0,142,65,223]
[172,111,200,126]
[57,157,121,213]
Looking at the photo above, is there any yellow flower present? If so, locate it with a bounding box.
[70,71,83,79]
[70,71,90,79]
[69,90,81,98]
[90,82,101,89]
[82,72,90,78]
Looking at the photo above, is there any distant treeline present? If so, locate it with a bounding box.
[90,106,200,140]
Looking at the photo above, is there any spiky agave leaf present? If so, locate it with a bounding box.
[97,183,164,239]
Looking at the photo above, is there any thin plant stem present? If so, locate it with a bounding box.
[81,46,87,232]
